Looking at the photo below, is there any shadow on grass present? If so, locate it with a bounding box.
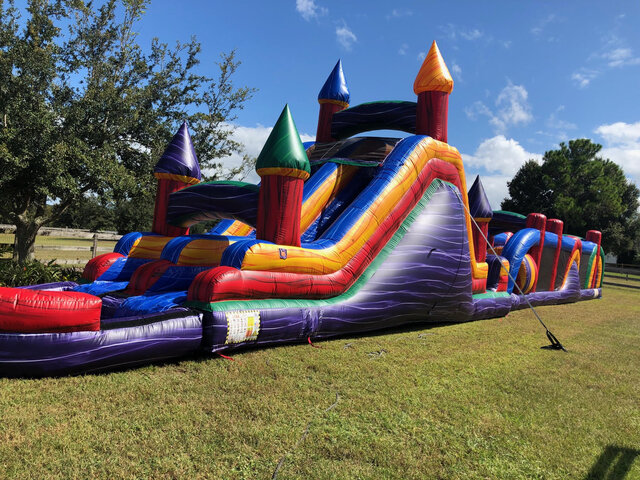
[585,445,640,479]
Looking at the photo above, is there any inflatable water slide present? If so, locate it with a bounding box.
[0,42,603,376]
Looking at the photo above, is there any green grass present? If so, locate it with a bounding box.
[0,286,638,479]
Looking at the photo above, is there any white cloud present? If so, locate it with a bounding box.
[463,135,542,177]
[594,121,640,146]
[601,145,640,178]
[602,47,640,67]
[571,70,599,88]
[531,14,556,36]
[596,123,640,201]
[573,35,639,89]
[466,82,533,133]
[460,29,483,41]
[451,62,462,81]
[296,0,327,21]
[214,124,314,183]
[336,23,357,50]
[595,121,640,181]
[546,109,577,131]
[398,43,408,56]
[387,8,412,19]
[462,136,542,208]
[417,51,426,62]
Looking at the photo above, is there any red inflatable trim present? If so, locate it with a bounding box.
[127,259,173,295]
[189,158,463,302]
[0,287,101,333]
[82,252,124,281]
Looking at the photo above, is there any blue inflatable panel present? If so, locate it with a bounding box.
[501,228,541,293]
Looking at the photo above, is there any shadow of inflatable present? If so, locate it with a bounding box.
[585,445,640,479]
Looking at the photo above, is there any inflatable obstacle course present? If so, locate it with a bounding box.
[0,41,603,376]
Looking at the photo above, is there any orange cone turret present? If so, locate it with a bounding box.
[413,41,453,143]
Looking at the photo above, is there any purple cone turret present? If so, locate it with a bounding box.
[152,122,202,236]
[468,175,493,263]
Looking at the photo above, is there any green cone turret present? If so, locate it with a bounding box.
[256,105,310,180]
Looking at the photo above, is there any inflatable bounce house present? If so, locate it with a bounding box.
[0,42,603,376]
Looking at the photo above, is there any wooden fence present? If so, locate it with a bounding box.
[0,224,121,266]
[604,263,640,283]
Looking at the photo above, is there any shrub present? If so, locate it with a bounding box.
[0,260,81,287]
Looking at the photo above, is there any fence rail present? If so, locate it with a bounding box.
[604,263,640,283]
[0,225,121,265]
[0,224,120,241]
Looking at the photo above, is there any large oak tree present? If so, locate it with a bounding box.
[0,0,254,262]
[502,139,640,257]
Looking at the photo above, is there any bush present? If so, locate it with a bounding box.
[0,260,81,287]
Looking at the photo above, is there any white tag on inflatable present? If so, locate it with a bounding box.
[225,310,260,344]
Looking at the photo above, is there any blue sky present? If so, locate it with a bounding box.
[24,1,640,207]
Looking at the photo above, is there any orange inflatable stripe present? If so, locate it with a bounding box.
[239,138,487,279]
[153,172,200,185]
[257,167,310,180]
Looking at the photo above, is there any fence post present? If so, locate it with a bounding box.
[91,234,98,258]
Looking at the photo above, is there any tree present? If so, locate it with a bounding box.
[502,139,640,256]
[0,0,254,262]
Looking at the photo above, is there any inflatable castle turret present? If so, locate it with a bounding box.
[316,60,350,143]
[413,40,453,142]
[256,105,311,247]
[468,176,493,264]
[152,122,202,236]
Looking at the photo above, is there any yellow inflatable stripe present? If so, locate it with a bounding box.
[595,256,603,288]
[221,221,253,236]
[129,235,174,259]
[300,165,358,231]
[240,137,488,279]
[174,238,235,266]
[560,250,581,288]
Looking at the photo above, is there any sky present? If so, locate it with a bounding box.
[23,0,640,208]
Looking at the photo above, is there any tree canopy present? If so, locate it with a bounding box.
[0,0,254,262]
[501,138,640,258]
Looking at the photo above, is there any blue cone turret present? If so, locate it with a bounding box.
[318,60,350,106]
[316,60,350,143]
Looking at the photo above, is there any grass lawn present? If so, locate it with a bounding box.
[0,285,638,479]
